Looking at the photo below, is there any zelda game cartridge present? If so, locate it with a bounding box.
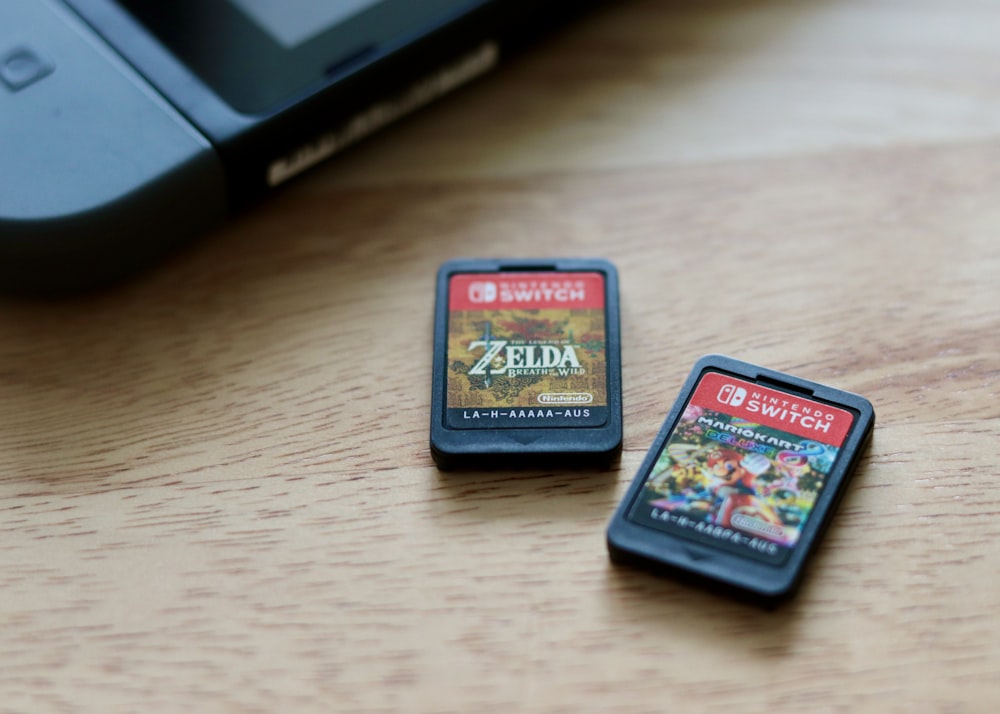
[430,259,622,469]
[607,355,874,606]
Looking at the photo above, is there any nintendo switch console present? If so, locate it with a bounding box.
[1,0,596,291]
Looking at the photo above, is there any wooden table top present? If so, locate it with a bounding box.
[3,0,999,711]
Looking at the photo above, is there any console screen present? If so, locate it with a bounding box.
[229,0,384,49]
[117,0,485,112]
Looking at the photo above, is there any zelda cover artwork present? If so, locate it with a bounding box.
[445,271,608,430]
[627,371,856,564]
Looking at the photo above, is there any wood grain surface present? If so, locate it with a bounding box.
[2,0,1000,711]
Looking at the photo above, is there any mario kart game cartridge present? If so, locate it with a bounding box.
[430,259,622,469]
[607,355,874,606]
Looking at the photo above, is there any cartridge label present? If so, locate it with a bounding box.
[446,271,608,429]
[627,371,856,564]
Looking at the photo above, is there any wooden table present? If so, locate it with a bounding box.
[3,0,999,710]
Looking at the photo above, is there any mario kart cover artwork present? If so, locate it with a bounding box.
[627,371,855,565]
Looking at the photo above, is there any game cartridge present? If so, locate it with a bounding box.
[607,355,874,606]
[430,259,622,469]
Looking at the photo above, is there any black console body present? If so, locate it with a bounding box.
[1,0,595,291]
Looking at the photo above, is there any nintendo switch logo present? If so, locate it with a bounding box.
[468,281,497,303]
[717,384,747,407]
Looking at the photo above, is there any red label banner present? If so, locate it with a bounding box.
[692,372,854,446]
[449,272,605,311]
